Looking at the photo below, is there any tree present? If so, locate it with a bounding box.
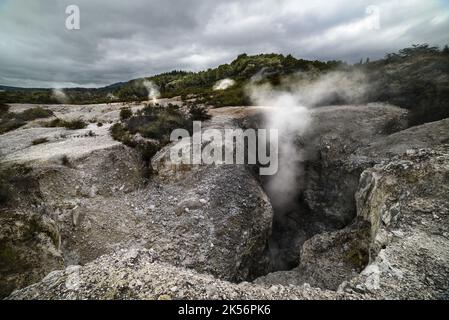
[399,44,439,57]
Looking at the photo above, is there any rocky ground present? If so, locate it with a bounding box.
[1,101,449,299]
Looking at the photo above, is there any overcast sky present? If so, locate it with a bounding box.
[0,0,448,88]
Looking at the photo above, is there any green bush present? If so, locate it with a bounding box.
[189,104,211,121]
[63,119,87,130]
[110,103,195,166]
[126,104,192,143]
[0,103,10,117]
[15,107,54,121]
[110,122,137,147]
[120,107,133,121]
[0,106,54,134]
[45,118,87,130]
[199,85,250,107]
[0,118,26,134]
[45,118,64,127]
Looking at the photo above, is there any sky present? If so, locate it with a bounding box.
[0,0,448,88]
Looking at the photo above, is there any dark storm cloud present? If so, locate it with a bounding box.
[0,0,448,87]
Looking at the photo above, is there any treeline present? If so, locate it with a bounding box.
[113,53,342,105]
[0,54,343,105]
[361,44,449,126]
[1,45,449,126]
[0,87,115,105]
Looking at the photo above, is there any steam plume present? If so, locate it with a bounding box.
[281,70,368,106]
[142,80,160,103]
[247,70,368,206]
[213,78,235,91]
[51,88,68,103]
[107,92,117,101]
[248,84,310,207]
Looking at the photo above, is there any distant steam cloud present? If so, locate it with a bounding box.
[289,70,368,107]
[107,93,117,101]
[142,80,160,103]
[213,78,235,91]
[51,88,68,103]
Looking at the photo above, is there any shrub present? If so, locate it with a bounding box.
[16,107,54,121]
[110,103,194,167]
[110,122,127,141]
[0,118,26,134]
[0,106,54,134]
[45,118,87,130]
[44,118,63,128]
[0,103,10,117]
[189,104,211,121]
[120,107,133,121]
[64,119,87,130]
[126,104,192,143]
[97,122,103,127]
[110,123,135,147]
[31,137,49,145]
[199,85,250,107]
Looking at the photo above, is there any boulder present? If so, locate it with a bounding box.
[342,145,449,298]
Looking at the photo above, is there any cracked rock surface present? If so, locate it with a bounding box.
[2,102,449,300]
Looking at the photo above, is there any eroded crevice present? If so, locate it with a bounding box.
[254,157,371,289]
[1,108,380,295]
[259,158,357,272]
[243,109,370,288]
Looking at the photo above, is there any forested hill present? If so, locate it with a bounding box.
[0,53,342,105]
[1,45,449,126]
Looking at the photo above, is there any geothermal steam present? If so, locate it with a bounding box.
[248,70,368,207]
[213,78,235,91]
[248,84,310,207]
[142,80,160,103]
[51,88,68,103]
[107,93,118,101]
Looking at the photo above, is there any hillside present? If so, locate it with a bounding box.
[1,45,449,127]
[0,53,341,105]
